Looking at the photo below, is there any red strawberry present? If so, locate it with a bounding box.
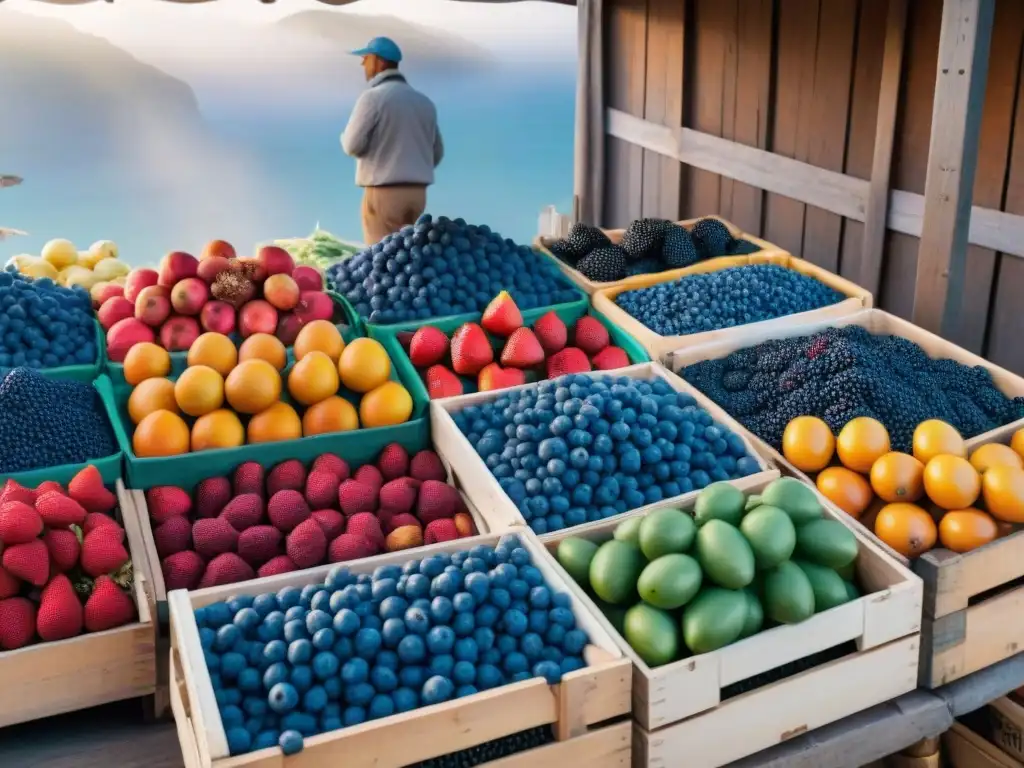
[154,517,193,559]
[43,528,81,573]
[258,555,298,577]
[162,551,205,591]
[35,492,87,528]
[385,512,421,535]
[220,493,265,531]
[345,512,385,551]
[377,443,410,480]
[500,328,545,368]
[533,311,568,355]
[267,490,310,533]
[424,518,460,545]
[192,518,239,560]
[311,453,349,481]
[267,460,307,496]
[338,480,377,517]
[286,518,328,569]
[3,540,49,586]
[1,479,36,507]
[546,347,592,378]
[199,553,255,589]
[311,509,346,540]
[80,528,129,577]
[379,479,418,515]
[397,330,415,348]
[83,512,122,538]
[410,450,447,482]
[233,461,265,498]
[84,575,136,631]
[591,345,630,371]
[194,477,232,518]
[146,486,192,523]
[450,323,494,376]
[425,365,464,399]
[0,565,19,599]
[573,316,611,355]
[67,465,116,513]
[409,326,449,367]
[304,470,338,510]
[37,574,83,641]
[0,501,43,545]
[34,480,63,497]
[0,597,36,650]
[416,481,460,523]
[353,465,384,494]
[328,533,377,563]
[481,291,523,337]
[238,525,283,567]
[478,363,526,392]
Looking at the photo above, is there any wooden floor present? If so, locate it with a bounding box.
[0,700,182,768]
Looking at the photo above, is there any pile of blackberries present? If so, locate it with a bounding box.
[411,726,553,767]
[0,271,97,370]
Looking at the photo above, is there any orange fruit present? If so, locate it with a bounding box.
[294,320,345,363]
[247,402,302,444]
[923,454,981,510]
[123,342,171,386]
[870,452,925,503]
[782,416,835,473]
[969,443,1024,474]
[133,409,190,457]
[359,381,413,427]
[874,502,937,558]
[302,395,360,436]
[190,409,245,451]
[187,332,238,376]
[339,338,391,393]
[1012,428,1024,460]
[224,359,282,414]
[174,365,225,417]
[938,508,998,553]
[816,466,873,518]
[288,351,340,406]
[127,377,178,424]
[981,464,1024,523]
[913,420,966,464]
[836,417,891,474]
[238,333,288,371]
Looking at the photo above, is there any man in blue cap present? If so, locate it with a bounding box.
[342,37,444,245]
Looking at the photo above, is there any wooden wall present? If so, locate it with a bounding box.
[602,0,1024,374]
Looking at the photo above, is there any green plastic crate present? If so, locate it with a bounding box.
[370,303,650,405]
[0,319,106,384]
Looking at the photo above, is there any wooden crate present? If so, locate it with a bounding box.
[534,215,787,296]
[944,722,1024,768]
[429,361,776,539]
[540,474,922,768]
[168,530,633,768]
[989,697,1024,763]
[0,480,158,727]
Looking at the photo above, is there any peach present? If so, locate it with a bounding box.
[200,300,237,335]
[159,315,201,352]
[275,312,304,346]
[106,318,155,363]
[238,300,278,338]
[256,245,294,277]
[171,277,210,316]
[293,291,334,324]
[123,268,159,303]
[291,265,323,292]
[263,273,300,311]
[158,251,199,287]
[197,255,232,284]
[135,285,172,327]
[201,239,236,261]
[98,296,135,331]
[453,512,476,538]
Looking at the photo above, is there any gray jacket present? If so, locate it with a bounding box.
[341,70,444,188]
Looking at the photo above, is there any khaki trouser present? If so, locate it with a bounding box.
[361,185,427,245]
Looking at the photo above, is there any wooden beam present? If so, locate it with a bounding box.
[860,0,908,296]
[912,0,996,335]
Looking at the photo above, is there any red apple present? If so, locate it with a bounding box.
[201,239,236,261]
[106,318,155,362]
[135,285,172,327]
[238,300,278,338]
[291,265,323,292]
[159,315,201,352]
[171,277,210,316]
[123,268,159,303]
[159,251,199,287]
[200,301,237,335]
[256,245,295,277]
[197,255,232,284]
[263,273,300,311]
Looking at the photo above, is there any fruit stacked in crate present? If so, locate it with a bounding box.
[0,465,136,650]
[151,444,478,591]
[7,237,129,295]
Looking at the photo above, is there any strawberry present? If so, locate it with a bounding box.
[3,540,49,586]
[267,460,307,497]
[345,512,385,550]
[220,493,265,531]
[385,512,421,535]
[259,555,298,577]
[379,479,418,515]
[0,501,43,545]
[162,550,205,591]
[37,574,83,642]
[533,311,568,355]
[311,453,349,481]
[353,465,384,494]
[310,509,346,540]
[546,347,592,378]
[67,465,116,514]
[154,516,193,559]
[591,345,630,371]
[409,326,449,367]
[0,565,19,599]
[43,528,81,573]
[481,291,523,337]
[35,492,87,528]
[424,518,460,545]
[237,525,283,567]
[450,323,493,376]
[410,450,447,483]
[397,330,415,348]
[84,575,136,631]
[34,480,63,497]
[573,315,611,356]
[194,477,232,518]
[416,481,460,524]
[192,518,239,560]
[80,528,129,577]
[146,486,192,523]
[233,461,265,498]
[338,481,377,517]
[328,533,377,563]
[199,553,255,589]
[0,597,36,650]
[286,518,328,569]
[267,490,310,533]
[83,512,123,539]
[425,365,464,399]
[478,363,526,392]
[304,470,338,510]
[377,443,410,481]
[500,327,545,368]
[1,479,36,507]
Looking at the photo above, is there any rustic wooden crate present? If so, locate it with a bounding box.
[944,722,1024,768]
[539,474,922,768]
[0,480,158,727]
[167,530,633,768]
[429,361,776,539]
[989,697,1024,764]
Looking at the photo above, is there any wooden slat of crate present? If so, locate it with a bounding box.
[944,722,1024,768]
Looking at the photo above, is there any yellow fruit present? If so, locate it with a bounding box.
[123,342,171,386]
[127,378,179,424]
[923,454,981,510]
[247,402,302,444]
[60,265,98,290]
[836,417,891,474]
[870,452,925,503]
[359,381,413,427]
[339,338,391,393]
[302,396,360,436]
[874,502,937,558]
[1012,429,1024,460]
[41,238,78,270]
[20,260,59,280]
[133,410,190,457]
[174,365,225,417]
[782,416,835,473]
[294,320,345,363]
[89,239,119,261]
[92,258,130,282]
[191,409,245,451]
[969,443,1024,474]
[238,333,288,371]
[224,358,282,414]
[938,509,998,553]
[913,420,966,464]
[187,333,238,377]
[288,351,340,406]
[982,465,1024,523]
[816,466,873,518]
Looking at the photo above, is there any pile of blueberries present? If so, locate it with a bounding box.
[0,270,97,369]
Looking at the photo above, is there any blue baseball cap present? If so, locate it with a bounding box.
[351,37,403,63]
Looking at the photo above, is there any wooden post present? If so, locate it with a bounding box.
[912,0,995,334]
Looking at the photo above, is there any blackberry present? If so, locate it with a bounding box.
[546,238,578,266]
[577,246,627,282]
[661,225,701,269]
[727,238,762,256]
[411,726,553,767]
[620,218,670,260]
[564,222,610,258]
[625,257,662,277]
[691,218,734,258]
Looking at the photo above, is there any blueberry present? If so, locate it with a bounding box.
[279,729,304,756]
[267,682,299,714]
[421,675,455,705]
